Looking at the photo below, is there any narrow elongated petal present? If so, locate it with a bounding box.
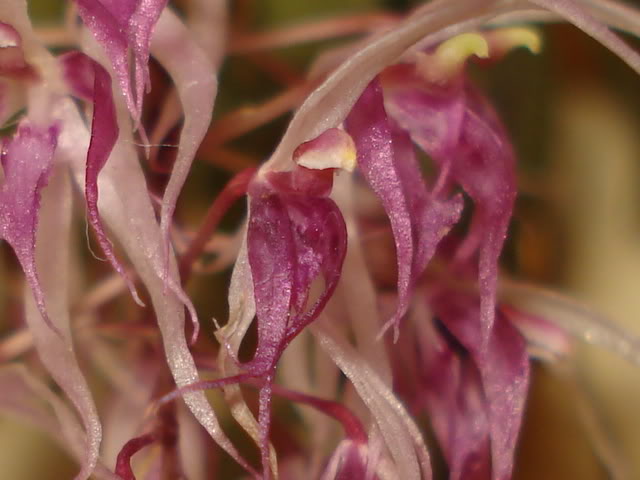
[74,0,134,115]
[245,192,296,374]
[416,316,491,480]
[60,51,142,306]
[23,165,104,480]
[345,80,462,338]
[152,10,217,284]
[345,80,414,339]
[0,122,58,333]
[383,61,516,345]
[313,321,432,480]
[430,291,529,480]
[55,99,255,475]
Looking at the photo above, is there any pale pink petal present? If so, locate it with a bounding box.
[23,164,103,480]
[313,321,432,480]
[529,0,640,76]
[54,98,255,476]
[151,10,217,282]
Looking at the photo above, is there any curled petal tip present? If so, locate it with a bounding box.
[417,33,489,84]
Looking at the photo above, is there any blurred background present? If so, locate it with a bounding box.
[2,0,640,478]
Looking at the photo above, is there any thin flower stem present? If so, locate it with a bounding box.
[179,167,257,281]
[115,433,159,480]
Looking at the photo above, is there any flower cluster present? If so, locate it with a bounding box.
[1,1,640,479]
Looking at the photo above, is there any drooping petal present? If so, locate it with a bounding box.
[345,79,462,338]
[74,0,135,116]
[60,51,143,306]
[313,320,432,480]
[74,0,168,122]
[382,57,516,346]
[23,164,104,480]
[0,122,58,334]
[152,9,217,282]
[344,80,414,339]
[236,174,347,478]
[245,192,296,374]
[54,98,255,476]
[414,313,491,480]
[430,291,529,480]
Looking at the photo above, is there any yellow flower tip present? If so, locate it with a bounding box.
[487,27,543,57]
[417,33,489,85]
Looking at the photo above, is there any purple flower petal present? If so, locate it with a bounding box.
[245,191,296,375]
[382,65,516,346]
[244,176,348,374]
[74,0,168,122]
[418,318,491,480]
[344,80,415,339]
[430,291,529,480]
[345,79,462,338]
[60,51,143,306]
[240,168,348,478]
[0,122,58,333]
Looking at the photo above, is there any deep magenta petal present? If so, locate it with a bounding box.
[381,65,516,346]
[345,80,415,338]
[0,122,58,332]
[61,51,142,306]
[245,179,348,374]
[283,196,347,342]
[346,80,462,338]
[245,193,296,374]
